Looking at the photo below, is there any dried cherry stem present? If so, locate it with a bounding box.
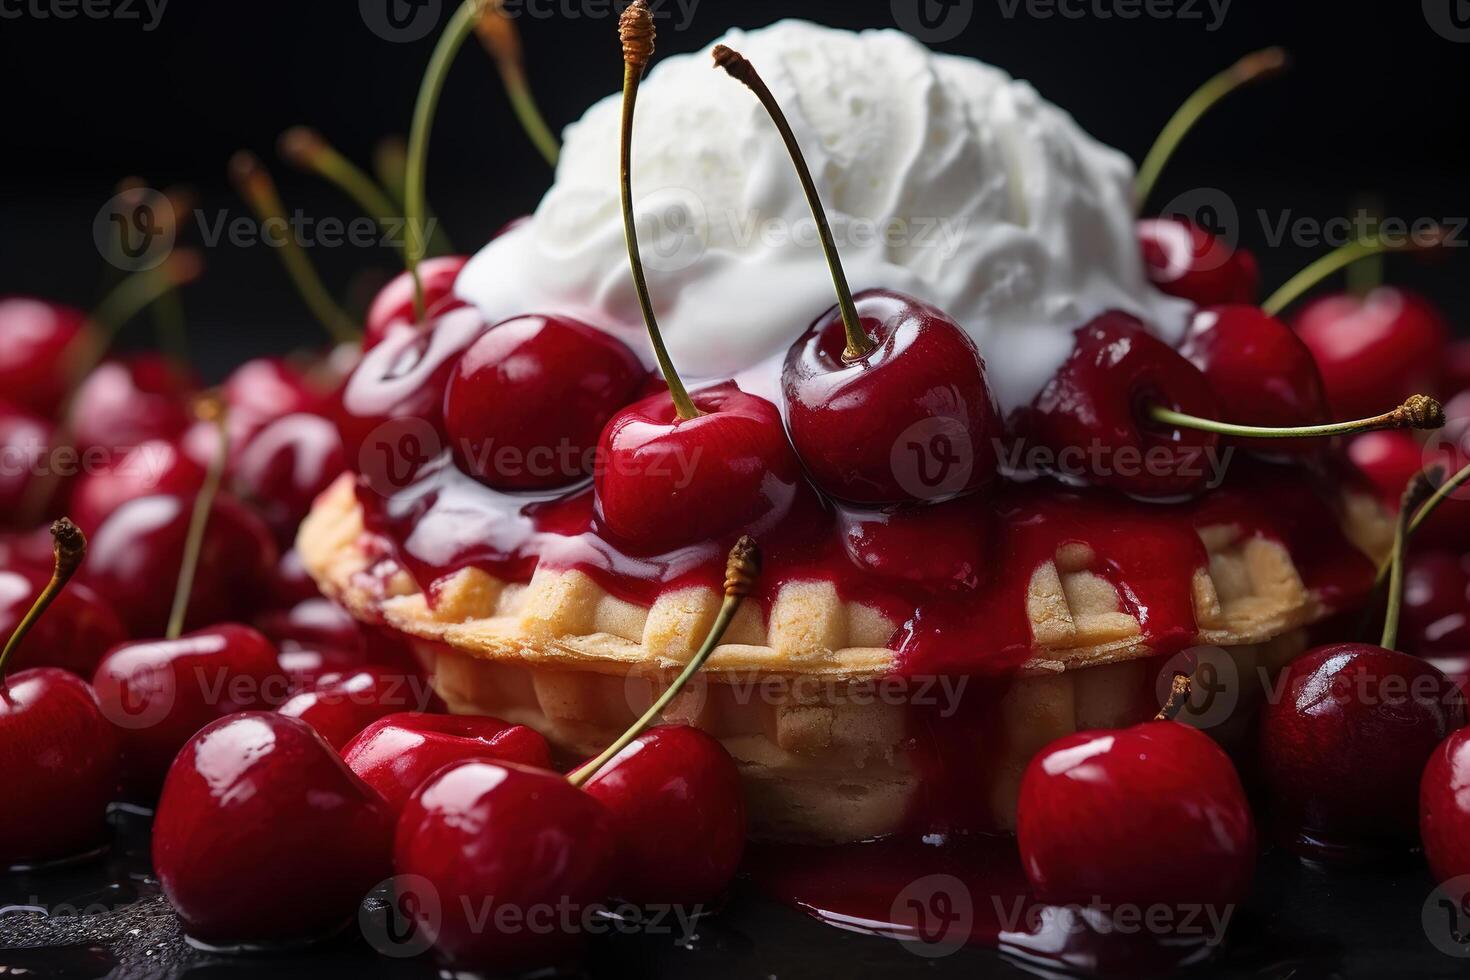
[475,1,560,167]
[567,537,761,788]
[0,520,86,684]
[713,43,871,359]
[165,395,230,641]
[1155,673,1193,722]
[1261,227,1449,316]
[618,0,698,420]
[1148,394,1445,440]
[1136,47,1288,210]
[1382,469,1443,651]
[280,127,405,256]
[229,151,360,345]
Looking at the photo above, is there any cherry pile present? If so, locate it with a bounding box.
[6,2,1470,975]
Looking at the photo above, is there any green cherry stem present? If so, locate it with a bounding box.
[374,137,455,257]
[712,44,871,361]
[406,0,488,321]
[1148,394,1445,440]
[1369,461,1470,592]
[1382,469,1442,651]
[1261,227,1448,317]
[165,395,230,642]
[1135,47,1288,210]
[279,127,406,257]
[567,536,761,788]
[619,0,698,420]
[0,520,86,685]
[229,151,360,345]
[475,2,560,168]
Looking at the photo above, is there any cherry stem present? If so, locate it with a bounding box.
[1135,47,1288,210]
[1149,394,1444,441]
[1382,469,1442,651]
[407,0,488,321]
[229,152,360,346]
[1261,228,1448,316]
[280,127,407,258]
[107,179,193,374]
[165,396,230,642]
[0,520,86,684]
[374,137,455,257]
[713,44,871,361]
[70,250,204,391]
[1369,461,1470,593]
[475,2,560,168]
[567,537,761,788]
[619,0,699,421]
[1155,673,1192,722]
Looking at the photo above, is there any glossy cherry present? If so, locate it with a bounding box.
[1137,217,1260,307]
[231,412,346,544]
[1178,304,1329,457]
[0,566,125,677]
[80,493,277,637]
[1403,551,1470,656]
[0,669,121,869]
[67,438,206,535]
[363,254,468,350]
[1347,431,1470,551]
[444,314,645,491]
[153,712,395,948]
[837,495,990,594]
[1017,716,1256,911]
[0,297,87,417]
[222,356,331,437]
[0,401,60,528]
[1293,287,1450,421]
[277,664,442,750]
[67,354,196,455]
[91,624,288,799]
[783,290,1002,504]
[341,712,552,814]
[337,305,489,495]
[1016,312,1223,497]
[275,645,366,692]
[595,382,805,554]
[268,549,322,608]
[1421,727,1470,885]
[1259,644,1465,860]
[255,597,363,653]
[394,760,617,973]
[1446,340,1470,398]
[579,724,746,905]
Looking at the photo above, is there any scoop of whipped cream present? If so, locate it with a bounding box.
[456,19,1190,415]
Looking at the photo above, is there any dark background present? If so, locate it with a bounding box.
[1,0,1467,378]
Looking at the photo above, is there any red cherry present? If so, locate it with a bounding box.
[1421,727,1470,885]
[1446,340,1470,398]
[337,306,490,493]
[363,255,468,350]
[444,315,645,491]
[1178,305,1329,458]
[276,645,366,692]
[1347,431,1470,551]
[1015,312,1223,497]
[277,664,442,750]
[223,357,330,434]
[1017,718,1255,910]
[255,597,363,653]
[91,624,288,799]
[0,401,60,529]
[595,382,806,554]
[0,297,87,417]
[1403,551,1470,657]
[782,290,1002,504]
[1259,643,1466,860]
[80,493,277,637]
[67,354,197,455]
[231,412,346,544]
[394,760,617,973]
[837,495,990,593]
[1138,217,1260,307]
[153,712,394,948]
[0,668,120,869]
[579,725,745,905]
[68,438,206,536]
[268,548,322,608]
[1292,287,1450,420]
[0,567,125,677]
[341,712,552,814]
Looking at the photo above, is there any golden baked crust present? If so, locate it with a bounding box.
[299,474,1392,681]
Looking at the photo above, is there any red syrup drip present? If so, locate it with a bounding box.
[746,835,1221,976]
[356,455,1375,677]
